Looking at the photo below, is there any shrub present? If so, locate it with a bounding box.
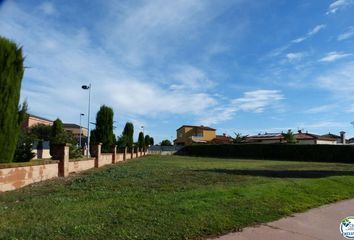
[13,130,35,162]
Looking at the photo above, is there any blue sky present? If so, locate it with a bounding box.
[1,0,354,142]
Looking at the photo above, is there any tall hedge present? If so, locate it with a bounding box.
[138,132,144,149]
[95,105,114,152]
[176,144,354,163]
[122,122,134,149]
[0,37,24,163]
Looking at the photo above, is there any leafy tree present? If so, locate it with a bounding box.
[0,37,25,163]
[29,124,51,141]
[94,105,114,152]
[232,132,247,144]
[122,122,134,149]
[160,139,172,146]
[50,118,82,159]
[144,134,151,147]
[13,129,35,162]
[284,129,297,144]
[65,131,82,159]
[150,137,154,146]
[50,118,67,157]
[116,134,127,148]
[138,132,145,149]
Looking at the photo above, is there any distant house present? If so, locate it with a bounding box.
[22,114,53,129]
[63,123,88,138]
[245,131,339,145]
[293,131,337,145]
[175,125,216,145]
[246,133,286,144]
[321,131,346,144]
[211,134,233,144]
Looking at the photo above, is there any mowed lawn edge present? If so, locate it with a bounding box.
[1,155,354,240]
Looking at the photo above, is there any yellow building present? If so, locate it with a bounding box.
[175,125,216,145]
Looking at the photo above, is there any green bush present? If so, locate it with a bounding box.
[13,130,35,162]
[176,144,354,163]
[0,37,25,163]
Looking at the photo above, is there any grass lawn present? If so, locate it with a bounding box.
[1,155,354,239]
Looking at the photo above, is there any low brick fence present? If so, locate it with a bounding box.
[0,143,146,193]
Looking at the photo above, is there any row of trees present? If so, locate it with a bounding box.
[90,105,154,152]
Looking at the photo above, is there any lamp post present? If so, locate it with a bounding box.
[82,84,91,157]
[79,113,84,148]
[141,125,144,135]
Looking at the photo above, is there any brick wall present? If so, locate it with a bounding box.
[0,144,146,193]
[0,163,58,192]
[69,159,95,173]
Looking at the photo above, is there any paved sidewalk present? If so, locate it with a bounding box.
[210,198,354,240]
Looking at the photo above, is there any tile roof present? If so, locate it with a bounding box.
[29,114,52,122]
[63,123,87,129]
[176,125,216,131]
[294,133,334,141]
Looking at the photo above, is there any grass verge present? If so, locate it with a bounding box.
[1,155,354,239]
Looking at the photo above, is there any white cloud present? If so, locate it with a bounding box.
[346,104,354,112]
[100,0,242,66]
[169,65,215,91]
[232,90,284,112]
[338,26,354,41]
[267,24,325,59]
[291,24,326,43]
[199,90,284,125]
[39,2,56,15]
[0,1,222,123]
[304,104,336,114]
[291,37,307,44]
[327,0,354,14]
[286,52,305,61]
[319,51,352,62]
[308,25,326,36]
[317,61,354,93]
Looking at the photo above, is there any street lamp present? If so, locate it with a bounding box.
[141,125,144,135]
[82,84,91,157]
[79,113,84,148]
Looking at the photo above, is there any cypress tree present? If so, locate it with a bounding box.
[144,134,150,148]
[122,122,134,149]
[95,105,114,152]
[150,137,154,146]
[0,37,25,163]
[138,132,144,149]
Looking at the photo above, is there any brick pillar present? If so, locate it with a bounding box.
[112,145,117,164]
[53,143,70,177]
[124,147,127,161]
[94,143,102,168]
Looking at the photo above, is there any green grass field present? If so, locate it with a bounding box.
[1,155,354,239]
